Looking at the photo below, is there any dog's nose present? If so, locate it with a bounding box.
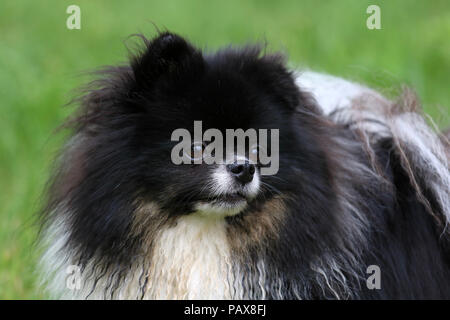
[227,162,255,185]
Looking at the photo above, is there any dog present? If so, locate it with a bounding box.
[38,32,450,299]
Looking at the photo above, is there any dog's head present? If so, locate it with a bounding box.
[104,32,324,218]
[58,32,330,222]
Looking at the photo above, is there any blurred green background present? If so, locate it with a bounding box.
[0,0,448,299]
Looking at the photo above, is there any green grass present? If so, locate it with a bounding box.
[0,0,448,299]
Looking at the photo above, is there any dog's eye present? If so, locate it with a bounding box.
[250,144,262,156]
[250,144,259,155]
[249,144,266,163]
[185,142,206,161]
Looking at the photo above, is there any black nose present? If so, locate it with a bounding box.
[226,162,255,185]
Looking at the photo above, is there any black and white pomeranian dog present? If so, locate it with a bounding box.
[38,32,450,299]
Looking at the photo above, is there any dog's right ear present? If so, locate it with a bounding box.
[131,32,203,88]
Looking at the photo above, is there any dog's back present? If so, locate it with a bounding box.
[298,71,450,299]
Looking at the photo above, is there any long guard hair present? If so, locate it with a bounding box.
[38,32,450,299]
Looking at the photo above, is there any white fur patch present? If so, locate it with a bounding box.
[295,70,385,115]
[296,70,450,228]
[39,213,239,299]
[211,165,260,198]
[142,214,236,299]
[195,164,260,217]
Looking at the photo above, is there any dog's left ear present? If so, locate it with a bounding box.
[131,32,203,87]
[259,58,318,113]
[240,51,307,112]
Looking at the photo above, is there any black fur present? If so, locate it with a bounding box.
[40,32,450,299]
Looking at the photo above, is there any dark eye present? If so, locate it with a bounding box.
[249,144,266,163]
[185,141,206,161]
[250,144,259,156]
[251,143,261,156]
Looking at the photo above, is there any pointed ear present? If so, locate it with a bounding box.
[131,32,203,86]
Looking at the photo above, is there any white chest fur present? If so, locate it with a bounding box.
[143,215,235,299]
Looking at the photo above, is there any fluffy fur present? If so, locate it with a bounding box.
[38,32,450,299]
